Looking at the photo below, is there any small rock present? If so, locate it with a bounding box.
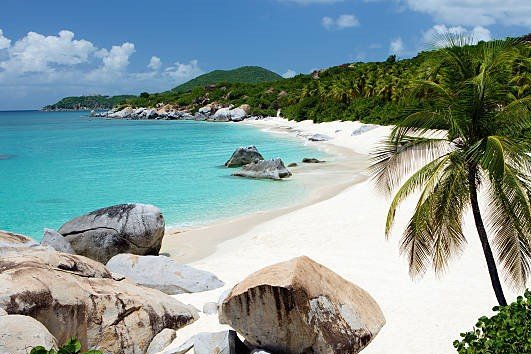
[0,308,7,316]
[202,302,218,315]
[147,328,177,354]
[225,146,264,167]
[308,134,330,142]
[41,228,75,254]
[287,162,298,167]
[232,158,292,180]
[194,331,248,354]
[106,254,224,294]
[302,158,324,164]
[0,315,57,354]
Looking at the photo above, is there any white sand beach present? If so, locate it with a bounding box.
[161,117,522,354]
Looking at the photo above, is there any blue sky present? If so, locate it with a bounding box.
[0,0,529,110]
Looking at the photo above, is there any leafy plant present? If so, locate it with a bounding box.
[30,338,102,354]
[454,290,531,353]
[370,36,531,306]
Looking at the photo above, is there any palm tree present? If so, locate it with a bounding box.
[370,36,531,306]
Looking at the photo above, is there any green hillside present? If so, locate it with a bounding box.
[43,95,135,111]
[172,66,283,92]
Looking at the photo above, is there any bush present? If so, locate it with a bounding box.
[453,290,531,353]
[30,338,102,354]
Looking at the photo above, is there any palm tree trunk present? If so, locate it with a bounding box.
[468,166,508,306]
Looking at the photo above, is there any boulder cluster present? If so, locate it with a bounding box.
[225,146,292,180]
[91,103,252,122]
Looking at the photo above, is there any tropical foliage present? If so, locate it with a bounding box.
[172,66,283,93]
[453,290,531,353]
[30,338,102,354]
[370,36,531,306]
[43,95,135,111]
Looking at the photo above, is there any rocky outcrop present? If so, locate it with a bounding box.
[302,157,325,164]
[0,246,198,353]
[225,146,264,167]
[146,328,177,354]
[0,314,58,354]
[219,256,385,354]
[58,203,165,263]
[41,228,75,254]
[0,229,38,250]
[211,107,248,122]
[232,158,292,180]
[106,254,224,294]
[308,134,330,142]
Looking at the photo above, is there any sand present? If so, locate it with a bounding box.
[161,117,521,354]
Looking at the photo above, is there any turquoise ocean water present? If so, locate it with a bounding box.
[0,111,324,241]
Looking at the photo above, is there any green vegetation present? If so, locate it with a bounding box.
[172,66,283,93]
[454,290,531,353]
[43,95,135,111]
[30,338,102,354]
[370,36,531,306]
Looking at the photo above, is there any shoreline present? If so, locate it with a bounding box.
[162,124,369,263]
[161,117,522,354]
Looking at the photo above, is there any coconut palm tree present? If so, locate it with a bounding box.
[370,36,531,306]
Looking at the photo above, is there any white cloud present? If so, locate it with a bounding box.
[0,30,95,74]
[0,29,205,109]
[0,29,10,50]
[389,37,405,55]
[422,24,492,47]
[148,56,161,71]
[165,60,203,80]
[399,0,531,27]
[322,14,360,30]
[282,69,297,78]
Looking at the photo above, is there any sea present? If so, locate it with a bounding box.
[0,111,325,241]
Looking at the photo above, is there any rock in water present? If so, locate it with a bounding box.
[219,256,385,354]
[106,254,224,294]
[308,134,330,142]
[146,328,177,354]
[58,203,165,263]
[0,247,198,353]
[225,146,264,167]
[0,315,58,354]
[302,158,324,164]
[232,158,292,180]
[41,228,75,254]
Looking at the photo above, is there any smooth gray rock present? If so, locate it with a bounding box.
[106,254,224,294]
[232,158,292,180]
[351,124,376,136]
[0,315,58,354]
[202,302,219,315]
[0,246,198,353]
[195,331,247,354]
[302,157,325,164]
[41,228,75,254]
[58,203,165,263]
[147,328,177,354]
[225,146,264,167]
[308,134,330,142]
[287,162,298,167]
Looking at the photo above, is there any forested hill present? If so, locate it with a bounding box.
[172,66,283,92]
[43,95,135,111]
[44,36,530,128]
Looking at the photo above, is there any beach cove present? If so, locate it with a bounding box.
[162,117,523,354]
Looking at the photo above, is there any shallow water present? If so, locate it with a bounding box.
[0,111,326,240]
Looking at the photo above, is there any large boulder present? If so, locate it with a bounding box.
[167,331,248,354]
[0,314,58,354]
[219,256,385,354]
[0,247,198,353]
[106,254,224,294]
[232,158,292,180]
[0,229,38,249]
[58,203,165,263]
[225,146,264,167]
[41,228,75,254]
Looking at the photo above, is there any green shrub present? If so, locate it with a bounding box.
[30,338,102,354]
[453,290,531,353]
